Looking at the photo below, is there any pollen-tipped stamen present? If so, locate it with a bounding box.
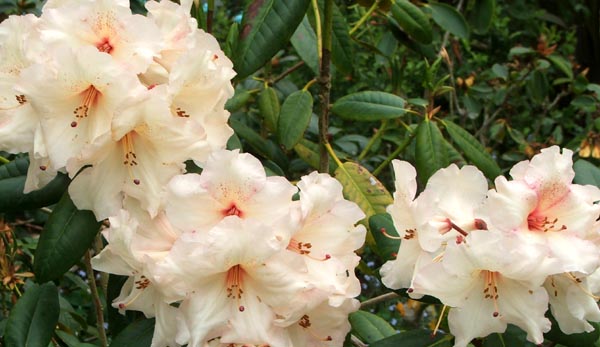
[380,227,404,240]
[563,273,600,300]
[432,305,448,336]
[299,315,333,342]
[226,265,246,312]
[483,271,500,317]
[121,133,140,185]
[287,238,331,261]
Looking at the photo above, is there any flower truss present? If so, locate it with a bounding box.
[381,146,600,346]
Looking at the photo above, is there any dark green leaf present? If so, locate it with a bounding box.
[468,0,495,34]
[443,120,501,179]
[291,16,320,75]
[547,54,573,80]
[371,329,452,347]
[525,70,549,103]
[483,325,537,347]
[224,89,253,112]
[5,282,59,347]
[332,91,406,121]
[258,87,281,133]
[508,46,535,58]
[234,0,311,79]
[571,95,597,112]
[428,2,469,39]
[415,120,449,186]
[369,213,400,262]
[109,318,155,347]
[277,90,313,150]
[574,159,600,187]
[0,158,70,213]
[34,194,101,283]
[293,139,335,174]
[229,118,289,169]
[545,317,600,347]
[390,0,433,44]
[349,310,396,344]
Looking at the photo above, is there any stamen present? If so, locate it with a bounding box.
[287,238,330,261]
[121,133,140,185]
[432,305,447,336]
[483,271,500,317]
[380,227,403,240]
[528,214,566,233]
[117,276,150,310]
[299,315,332,341]
[226,265,246,312]
[0,95,27,111]
[174,107,190,118]
[73,86,99,120]
[563,273,600,300]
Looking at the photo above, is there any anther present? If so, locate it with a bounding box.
[474,218,488,230]
[39,165,47,171]
[133,179,140,185]
[239,305,245,312]
[380,227,403,240]
[71,121,78,128]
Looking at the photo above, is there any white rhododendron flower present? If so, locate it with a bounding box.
[412,230,552,346]
[18,45,144,172]
[380,160,425,291]
[166,149,298,234]
[381,146,600,345]
[92,209,181,347]
[0,14,41,155]
[68,86,211,220]
[39,0,162,73]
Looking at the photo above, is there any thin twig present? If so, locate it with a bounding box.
[349,0,379,36]
[360,292,400,309]
[85,250,108,347]
[272,61,305,84]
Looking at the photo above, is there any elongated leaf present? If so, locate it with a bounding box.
[291,16,320,75]
[0,158,70,212]
[234,0,311,79]
[547,54,573,80]
[34,193,101,283]
[443,120,501,179]
[277,90,313,150]
[468,0,495,34]
[258,87,280,133]
[483,325,537,347]
[429,2,469,39]
[390,0,433,44]
[229,118,289,169]
[332,91,406,121]
[110,318,155,347]
[349,310,396,344]
[371,329,452,347]
[369,213,400,261]
[574,159,600,187]
[294,139,335,173]
[5,282,59,347]
[415,120,449,185]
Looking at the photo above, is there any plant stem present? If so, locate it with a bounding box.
[360,292,399,308]
[358,120,388,161]
[311,0,323,60]
[206,0,214,33]
[0,156,9,164]
[372,132,415,176]
[318,0,334,173]
[85,250,108,347]
[272,61,305,84]
[349,0,379,36]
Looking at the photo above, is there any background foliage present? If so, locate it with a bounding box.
[1,0,600,346]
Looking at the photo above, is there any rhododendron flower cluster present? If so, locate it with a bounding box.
[0,1,366,346]
[381,146,600,346]
[0,0,234,218]
[94,150,366,347]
